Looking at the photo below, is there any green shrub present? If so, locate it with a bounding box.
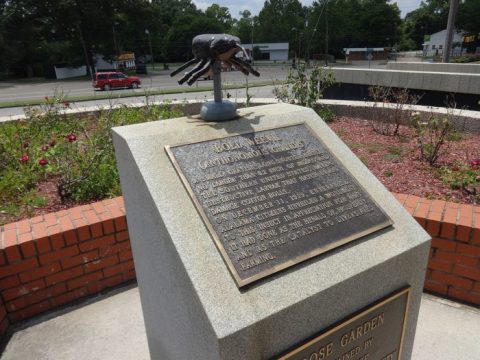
[0,95,183,224]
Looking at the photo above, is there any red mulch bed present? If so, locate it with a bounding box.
[2,116,480,226]
[328,117,480,204]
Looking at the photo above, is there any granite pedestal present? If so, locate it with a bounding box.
[112,104,431,360]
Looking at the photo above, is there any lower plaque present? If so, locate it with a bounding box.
[166,123,392,287]
[277,287,410,360]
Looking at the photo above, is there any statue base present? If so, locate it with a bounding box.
[200,100,237,122]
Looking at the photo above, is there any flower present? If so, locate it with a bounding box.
[41,145,49,152]
[38,158,48,166]
[44,96,49,101]
[63,101,70,108]
[20,154,29,163]
[470,159,480,168]
[66,133,77,142]
[49,139,56,147]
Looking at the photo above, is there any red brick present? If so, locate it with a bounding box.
[46,266,83,286]
[404,195,420,209]
[6,297,28,312]
[36,236,52,254]
[61,250,98,269]
[19,262,62,283]
[119,249,133,262]
[90,222,103,238]
[104,261,134,278]
[0,304,6,319]
[3,223,16,231]
[83,255,118,274]
[114,216,127,231]
[424,280,448,295]
[474,227,480,245]
[67,271,103,290]
[9,300,50,323]
[0,251,5,266]
[87,281,106,295]
[101,219,115,235]
[431,238,456,252]
[92,202,107,215]
[43,213,58,227]
[50,287,87,308]
[428,259,453,273]
[39,246,79,266]
[435,250,477,267]
[102,274,124,289]
[453,265,480,281]
[0,258,38,279]
[448,287,480,305]
[16,220,31,235]
[1,275,21,289]
[31,223,47,240]
[414,216,426,227]
[474,282,480,293]
[64,229,78,246]
[115,230,129,243]
[414,202,430,219]
[430,271,473,290]
[20,241,36,259]
[123,268,136,281]
[50,232,65,250]
[79,235,115,252]
[3,230,17,247]
[0,317,8,336]
[18,233,33,244]
[456,224,472,243]
[99,242,130,257]
[430,200,446,214]
[58,216,74,232]
[76,223,91,242]
[426,219,441,237]
[457,243,480,257]
[440,222,456,239]
[2,279,46,301]
[83,210,99,225]
[68,207,84,221]
[26,283,66,305]
[4,245,21,263]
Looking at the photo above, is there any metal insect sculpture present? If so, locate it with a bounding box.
[170,34,260,86]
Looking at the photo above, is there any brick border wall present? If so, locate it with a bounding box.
[1,194,479,341]
[0,197,134,340]
[394,193,480,304]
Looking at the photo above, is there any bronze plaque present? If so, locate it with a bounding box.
[276,287,410,360]
[166,123,392,287]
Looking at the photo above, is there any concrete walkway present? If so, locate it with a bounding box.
[1,286,479,360]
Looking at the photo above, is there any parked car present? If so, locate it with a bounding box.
[93,72,141,91]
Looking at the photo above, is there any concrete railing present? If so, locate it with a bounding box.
[386,61,480,74]
[330,67,480,95]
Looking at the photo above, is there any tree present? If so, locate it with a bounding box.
[457,0,480,34]
[401,0,449,50]
[231,10,255,44]
[205,4,233,31]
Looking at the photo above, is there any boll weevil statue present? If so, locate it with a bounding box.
[170,34,260,86]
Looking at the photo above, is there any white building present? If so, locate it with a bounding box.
[423,29,464,57]
[242,43,289,61]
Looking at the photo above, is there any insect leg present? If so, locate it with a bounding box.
[170,58,199,77]
[178,59,207,85]
[187,59,214,86]
[229,58,250,76]
[231,57,260,77]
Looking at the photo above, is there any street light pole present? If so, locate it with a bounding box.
[145,29,154,70]
[325,0,328,66]
[443,0,460,63]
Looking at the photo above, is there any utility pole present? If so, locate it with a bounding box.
[325,0,328,66]
[443,0,460,63]
[145,29,154,69]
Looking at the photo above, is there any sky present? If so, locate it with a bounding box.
[193,0,423,19]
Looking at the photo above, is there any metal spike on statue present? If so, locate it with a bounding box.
[170,34,260,122]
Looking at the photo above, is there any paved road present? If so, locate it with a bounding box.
[0,60,400,119]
